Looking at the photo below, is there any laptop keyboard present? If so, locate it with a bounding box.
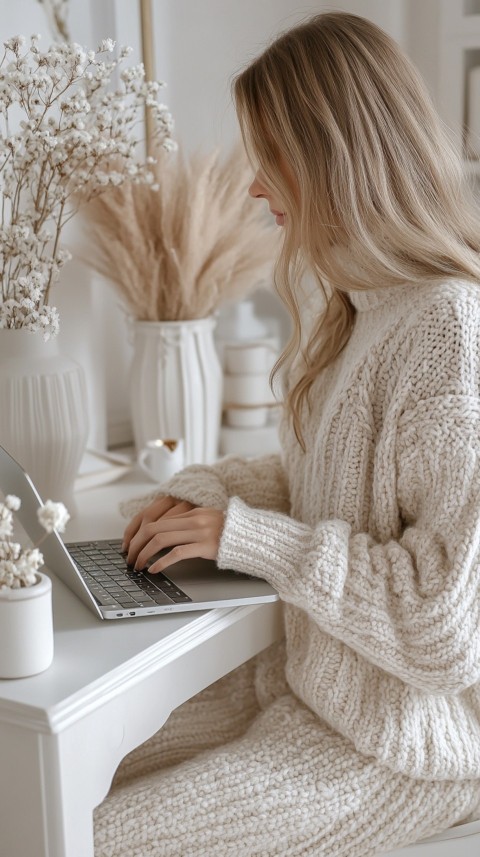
[66,539,192,609]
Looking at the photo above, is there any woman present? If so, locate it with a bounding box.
[95,12,480,856]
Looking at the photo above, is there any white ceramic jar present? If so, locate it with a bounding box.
[223,372,276,406]
[0,572,54,679]
[225,407,269,428]
[224,342,278,375]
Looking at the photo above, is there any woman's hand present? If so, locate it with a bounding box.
[122,495,225,573]
[122,495,195,554]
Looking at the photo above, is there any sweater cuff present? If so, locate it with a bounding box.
[217,496,311,588]
[160,464,229,509]
[217,497,352,608]
[119,464,229,520]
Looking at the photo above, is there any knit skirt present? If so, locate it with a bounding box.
[94,652,480,857]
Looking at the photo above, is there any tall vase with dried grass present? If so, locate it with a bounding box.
[85,145,279,465]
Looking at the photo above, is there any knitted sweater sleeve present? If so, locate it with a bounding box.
[217,395,480,695]
[120,453,290,519]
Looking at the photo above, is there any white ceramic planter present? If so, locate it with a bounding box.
[0,330,89,513]
[225,406,269,428]
[223,371,276,406]
[224,342,277,375]
[130,317,223,465]
[0,572,54,679]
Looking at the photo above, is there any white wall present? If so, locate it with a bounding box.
[145,0,408,153]
[0,0,445,449]
[404,0,441,105]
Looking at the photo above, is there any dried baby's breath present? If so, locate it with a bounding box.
[0,34,174,338]
[0,497,69,589]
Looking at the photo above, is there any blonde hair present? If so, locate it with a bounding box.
[233,12,480,449]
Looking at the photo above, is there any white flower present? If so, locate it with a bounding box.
[0,33,175,337]
[71,43,87,64]
[0,540,20,562]
[18,547,44,572]
[11,553,38,586]
[4,35,26,52]
[0,527,44,588]
[0,518,13,539]
[37,500,70,533]
[0,494,69,589]
[98,38,116,52]
[4,495,21,511]
[0,560,17,589]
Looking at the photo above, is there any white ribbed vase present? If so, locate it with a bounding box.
[0,572,54,679]
[0,330,89,512]
[130,318,223,465]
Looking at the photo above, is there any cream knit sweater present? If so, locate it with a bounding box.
[145,278,480,784]
[95,278,480,856]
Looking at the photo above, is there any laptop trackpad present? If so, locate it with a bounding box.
[147,555,236,584]
[145,554,274,602]
[146,551,257,581]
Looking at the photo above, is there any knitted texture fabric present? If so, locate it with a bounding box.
[95,693,479,857]
[110,658,262,791]
[98,278,480,855]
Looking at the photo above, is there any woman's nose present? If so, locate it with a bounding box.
[248,173,267,199]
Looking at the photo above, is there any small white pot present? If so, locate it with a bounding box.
[225,407,268,428]
[225,342,277,375]
[0,572,54,679]
[223,372,276,406]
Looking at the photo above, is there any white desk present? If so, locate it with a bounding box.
[0,472,283,857]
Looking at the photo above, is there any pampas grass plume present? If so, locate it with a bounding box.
[84,145,279,320]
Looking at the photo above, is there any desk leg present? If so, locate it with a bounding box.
[0,721,95,857]
[1,604,284,856]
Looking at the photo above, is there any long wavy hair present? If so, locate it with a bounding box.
[233,12,480,449]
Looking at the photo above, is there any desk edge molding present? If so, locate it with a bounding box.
[0,602,282,734]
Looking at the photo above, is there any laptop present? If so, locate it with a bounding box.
[0,444,279,620]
